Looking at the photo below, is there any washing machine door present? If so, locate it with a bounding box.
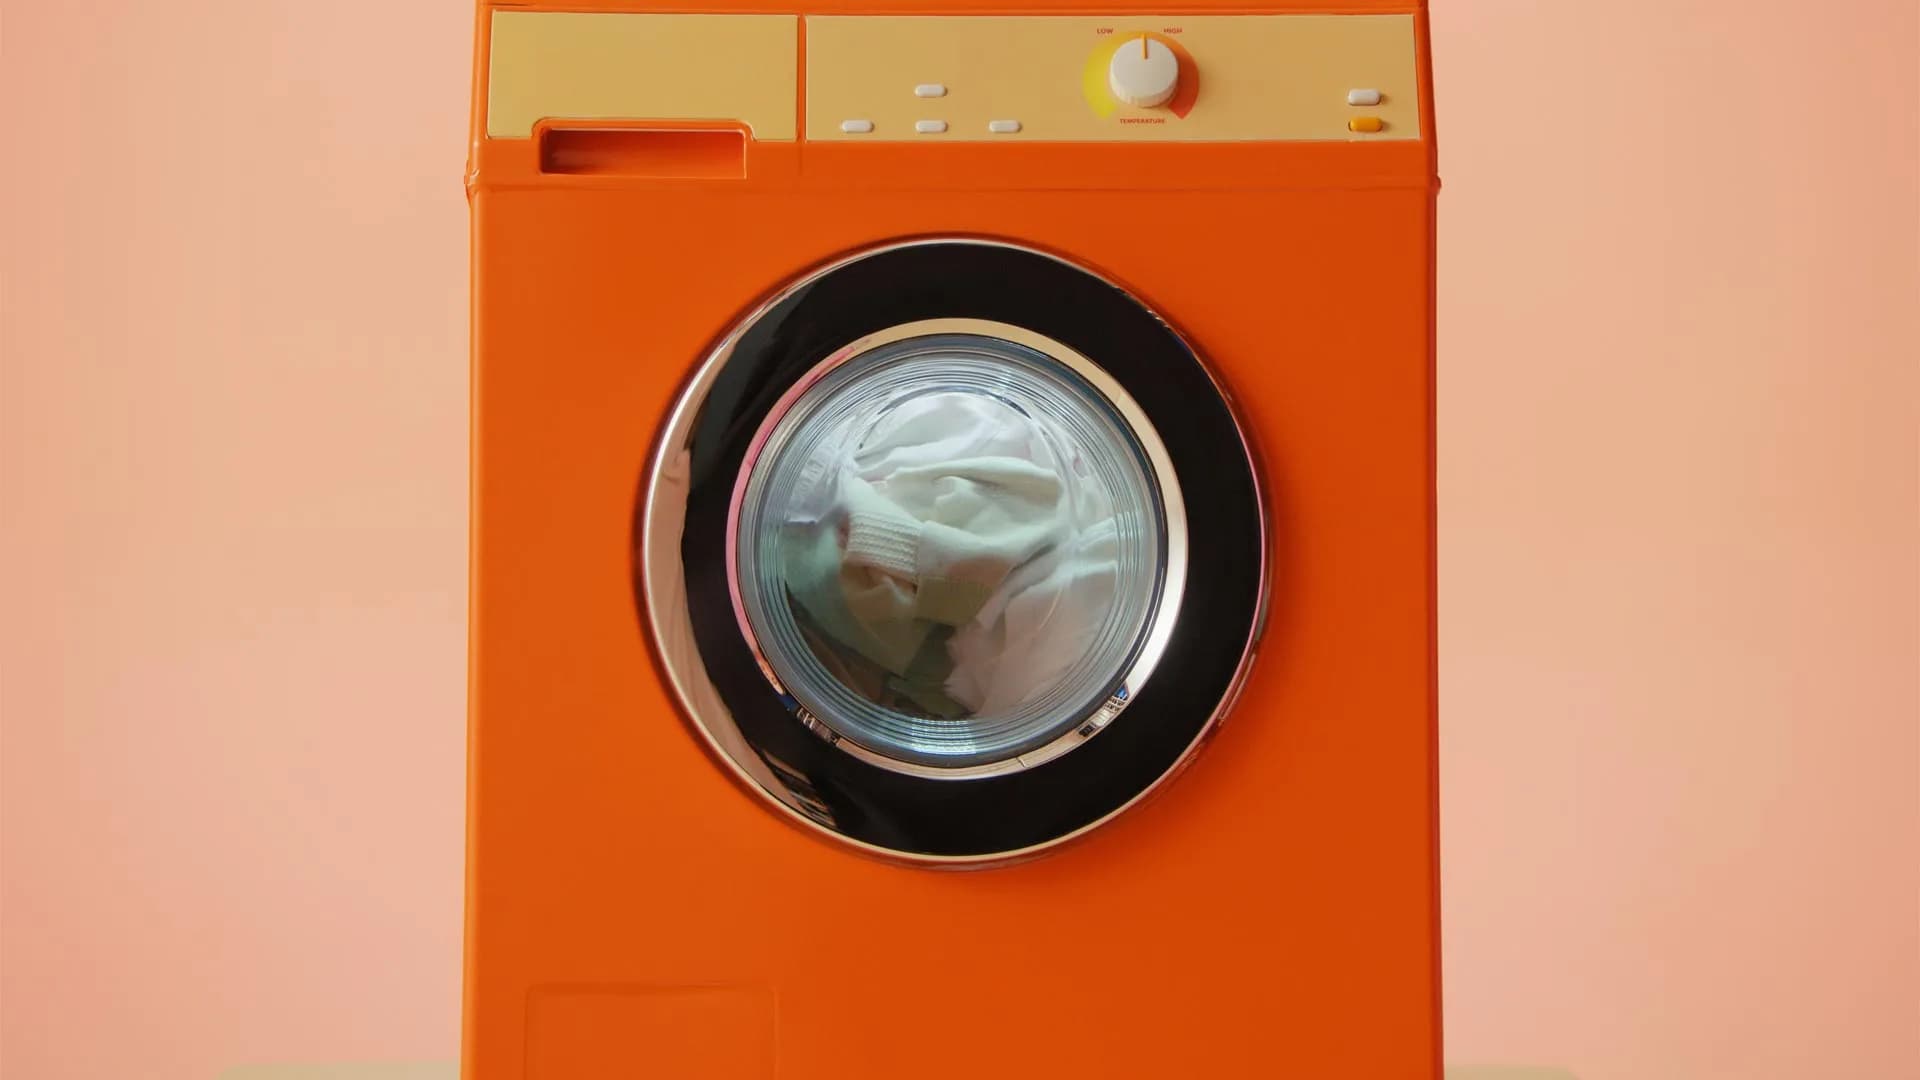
[640,240,1265,865]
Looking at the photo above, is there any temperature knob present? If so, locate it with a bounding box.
[1108,35,1181,108]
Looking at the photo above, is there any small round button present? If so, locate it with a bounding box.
[1108,36,1181,108]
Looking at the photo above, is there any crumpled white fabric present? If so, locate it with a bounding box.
[788,390,1121,715]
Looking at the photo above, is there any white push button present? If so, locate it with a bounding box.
[987,119,1022,134]
[915,119,948,134]
[840,119,874,134]
[914,84,947,98]
[1347,88,1383,106]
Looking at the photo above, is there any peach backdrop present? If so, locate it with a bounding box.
[1,2,1914,1079]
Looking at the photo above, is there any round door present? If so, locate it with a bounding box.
[639,240,1265,865]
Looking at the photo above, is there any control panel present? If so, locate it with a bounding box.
[808,15,1418,142]
[488,12,798,139]
[487,12,1422,144]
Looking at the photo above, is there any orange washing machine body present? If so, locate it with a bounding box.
[466,2,1439,1076]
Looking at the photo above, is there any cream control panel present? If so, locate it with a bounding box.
[487,12,798,139]
[806,15,1420,142]
[483,13,1419,144]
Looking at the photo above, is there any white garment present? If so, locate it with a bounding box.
[947,518,1122,715]
[794,390,1121,714]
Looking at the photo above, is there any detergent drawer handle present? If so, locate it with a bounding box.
[535,122,747,180]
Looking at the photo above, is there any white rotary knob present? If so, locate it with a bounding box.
[1108,35,1181,108]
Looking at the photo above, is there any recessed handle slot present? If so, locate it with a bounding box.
[537,126,747,179]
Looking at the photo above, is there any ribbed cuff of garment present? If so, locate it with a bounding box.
[844,505,921,581]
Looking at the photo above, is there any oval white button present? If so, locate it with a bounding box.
[914,84,947,98]
[840,119,874,134]
[987,119,1022,134]
[1347,88,1382,106]
[915,120,947,134]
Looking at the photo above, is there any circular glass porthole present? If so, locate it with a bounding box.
[639,240,1266,865]
[730,328,1179,776]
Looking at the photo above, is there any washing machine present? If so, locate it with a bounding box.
[466,2,1438,1076]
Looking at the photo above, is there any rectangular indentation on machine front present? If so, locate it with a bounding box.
[538,126,747,178]
[525,984,777,1079]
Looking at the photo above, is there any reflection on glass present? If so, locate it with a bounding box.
[735,334,1163,769]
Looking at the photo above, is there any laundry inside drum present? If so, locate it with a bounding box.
[732,333,1167,771]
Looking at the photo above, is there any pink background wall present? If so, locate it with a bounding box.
[1,2,1914,1078]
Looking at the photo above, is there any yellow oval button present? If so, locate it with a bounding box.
[1348,116,1384,133]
